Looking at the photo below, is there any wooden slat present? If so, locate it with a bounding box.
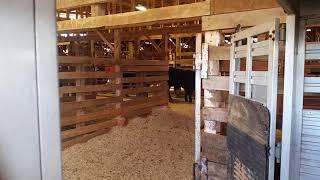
[60,84,120,94]
[121,60,168,66]
[60,96,122,112]
[124,97,167,113]
[176,52,194,56]
[59,56,115,65]
[61,119,117,140]
[57,1,211,31]
[62,128,111,149]
[122,75,168,84]
[59,72,120,79]
[203,76,229,91]
[121,66,168,72]
[209,46,230,61]
[61,108,121,126]
[122,85,165,95]
[175,59,194,65]
[123,95,166,107]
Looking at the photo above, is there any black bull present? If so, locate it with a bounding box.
[168,67,195,103]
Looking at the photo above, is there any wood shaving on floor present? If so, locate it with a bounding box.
[63,102,195,180]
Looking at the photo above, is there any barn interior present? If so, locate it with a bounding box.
[2,0,320,180]
[57,0,319,179]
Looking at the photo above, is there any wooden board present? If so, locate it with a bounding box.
[60,96,122,113]
[211,0,279,14]
[56,0,114,10]
[203,76,229,91]
[60,84,120,94]
[202,8,286,31]
[59,72,120,79]
[122,85,165,95]
[59,56,115,65]
[121,60,168,66]
[227,95,270,180]
[61,119,117,140]
[209,46,230,61]
[122,75,168,84]
[57,1,210,31]
[121,66,168,72]
[61,108,121,126]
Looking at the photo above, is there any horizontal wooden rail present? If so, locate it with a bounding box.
[59,56,115,65]
[61,119,117,140]
[60,96,122,113]
[122,66,168,72]
[122,75,168,84]
[61,108,121,126]
[59,72,120,79]
[60,84,120,94]
[122,85,165,95]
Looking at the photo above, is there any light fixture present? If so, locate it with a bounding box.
[135,4,147,11]
[306,28,312,32]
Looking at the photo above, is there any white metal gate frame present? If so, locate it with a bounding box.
[229,19,280,180]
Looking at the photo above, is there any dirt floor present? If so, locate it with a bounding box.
[63,100,195,180]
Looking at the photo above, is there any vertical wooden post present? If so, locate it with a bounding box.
[114,29,122,116]
[91,4,106,16]
[72,41,85,127]
[131,0,136,11]
[175,36,181,68]
[164,33,169,62]
[128,41,134,60]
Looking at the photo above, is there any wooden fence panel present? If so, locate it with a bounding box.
[59,57,169,148]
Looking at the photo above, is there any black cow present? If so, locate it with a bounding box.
[168,67,195,103]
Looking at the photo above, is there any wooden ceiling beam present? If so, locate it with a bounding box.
[57,1,210,32]
[56,0,116,10]
[202,7,286,31]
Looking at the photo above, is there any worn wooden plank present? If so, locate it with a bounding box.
[60,96,122,112]
[62,128,111,149]
[61,108,121,126]
[61,119,117,140]
[59,56,115,65]
[122,75,168,84]
[121,65,168,72]
[209,46,230,61]
[59,72,120,79]
[121,60,168,66]
[60,84,120,94]
[122,85,165,95]
[123,97,167,113]
[203,76,229,91]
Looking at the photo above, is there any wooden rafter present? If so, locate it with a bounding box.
[144,35,161,52]
[95,30,115,51]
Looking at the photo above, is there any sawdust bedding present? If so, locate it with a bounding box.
[63,102,195,180]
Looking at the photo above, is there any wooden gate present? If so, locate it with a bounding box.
[229,19,280,180]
